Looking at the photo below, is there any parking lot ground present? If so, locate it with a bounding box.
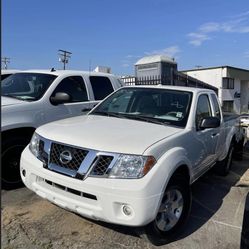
[2,149,249,249]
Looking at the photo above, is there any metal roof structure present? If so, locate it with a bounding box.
[135,55,176,65]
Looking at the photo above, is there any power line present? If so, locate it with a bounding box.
[1,57,10,69]
[58,49,72,70]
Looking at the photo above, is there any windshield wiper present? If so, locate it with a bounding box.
[121,114,168,125]
[92,111,169,125]
[91,111,127,119]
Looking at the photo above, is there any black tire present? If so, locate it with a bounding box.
[241,192,249,249]
[141,176,192,246]
[2,136,30,190]
[233,139,244,161]
[216,143,234,176]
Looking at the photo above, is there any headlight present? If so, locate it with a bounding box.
[109,155,156,179]
[29,133,40,157]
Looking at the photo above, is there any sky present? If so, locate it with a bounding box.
[2,0,249,75]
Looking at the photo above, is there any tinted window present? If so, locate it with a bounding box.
[52,76,88,103]
[1,73,57,101]
[90,76,114,100]
[196,95,212,130]
[211,94,221,119]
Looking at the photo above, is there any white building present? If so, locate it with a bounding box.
[94,66,111,74]
[182,66,249,114]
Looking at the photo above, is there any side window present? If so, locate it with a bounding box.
[52,76,88,102]
[211,94,221,119]
[89,76,114,100]
[195,94,212,130]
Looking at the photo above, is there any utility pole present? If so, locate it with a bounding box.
[58,49,72,70]
[1,57,10,69]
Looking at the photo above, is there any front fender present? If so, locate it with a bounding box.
[143,146,192,221]
[1,108,43,131]
[155,147,193,191]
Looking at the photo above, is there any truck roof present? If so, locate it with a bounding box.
[2,69,21,75]
[19,69,116,78]
[123,84,216,94]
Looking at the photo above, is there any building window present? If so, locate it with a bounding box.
[222,77,234,89]
[222,100,234,112]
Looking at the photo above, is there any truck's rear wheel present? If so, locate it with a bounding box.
[141,176,191,245]
[2,137,29,189]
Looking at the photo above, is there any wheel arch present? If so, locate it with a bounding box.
[2,127,36,145]
[168,165,191,185]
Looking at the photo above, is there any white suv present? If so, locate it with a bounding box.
[1,69,123,188]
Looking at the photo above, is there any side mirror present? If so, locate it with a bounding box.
[200,117,220,130]
[50,92,71,105]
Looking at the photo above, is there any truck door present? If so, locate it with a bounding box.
[45,76,95,123]
[192,94,219,175]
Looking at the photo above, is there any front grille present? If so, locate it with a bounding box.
[49,143,88,171]
[91,155,113,176]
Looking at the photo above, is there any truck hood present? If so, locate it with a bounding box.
[1,96,26,106]
[37,115,182,155]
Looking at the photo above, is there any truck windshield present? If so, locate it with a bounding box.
[91,87,193,127]
[1,73,57,101]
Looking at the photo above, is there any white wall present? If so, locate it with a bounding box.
[183,67,248,114]
[184,68,224,103]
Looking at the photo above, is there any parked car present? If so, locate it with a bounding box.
[20,86,244,245]
[240,114,249,140]
[1,69,21,80]
[1,69,123,188]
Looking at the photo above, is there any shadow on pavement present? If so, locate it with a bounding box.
[84,148,249,244]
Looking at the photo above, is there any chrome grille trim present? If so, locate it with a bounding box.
[37,137,120,179]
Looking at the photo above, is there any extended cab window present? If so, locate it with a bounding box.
[52,76,88,102]
[89,76,114,100]
[211,94,221,119]
[196,95,212,130]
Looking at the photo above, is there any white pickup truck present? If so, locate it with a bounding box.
[1,69,123,188]
[20,85,244,245]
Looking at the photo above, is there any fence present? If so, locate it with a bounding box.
[122,72,218,94]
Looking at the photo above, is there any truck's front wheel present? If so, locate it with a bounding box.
[2,137,29,189]
[142,176,192,245]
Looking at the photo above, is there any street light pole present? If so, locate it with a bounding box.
[58,50,72,70]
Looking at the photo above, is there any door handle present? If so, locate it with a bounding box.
[211,133,220,137]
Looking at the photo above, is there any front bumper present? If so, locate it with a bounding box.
[20,146,162,226]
